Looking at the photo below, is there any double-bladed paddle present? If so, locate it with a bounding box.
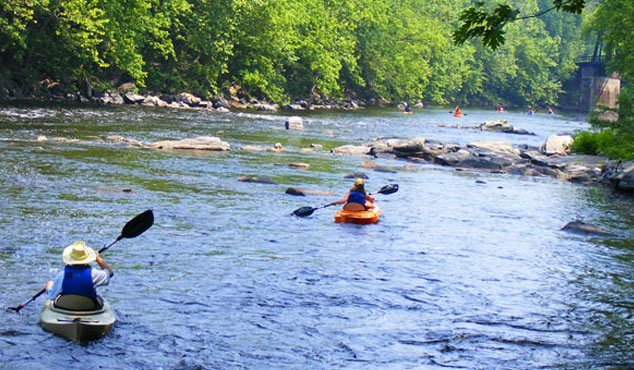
[8,209,154,313]
[292,184,399,217]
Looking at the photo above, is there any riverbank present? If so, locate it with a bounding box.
[0,82,369,113]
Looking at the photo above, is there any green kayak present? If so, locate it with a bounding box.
[39,296,116,342]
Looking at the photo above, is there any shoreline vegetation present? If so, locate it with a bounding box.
[0,1,588,111]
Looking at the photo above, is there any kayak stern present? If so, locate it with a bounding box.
[39,299,116,342]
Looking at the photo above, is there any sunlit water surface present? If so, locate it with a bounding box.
[1,104,633,369]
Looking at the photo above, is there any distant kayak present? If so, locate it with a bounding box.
[403,111,413,115]
[334,204,380,224]
[454,112,464,117]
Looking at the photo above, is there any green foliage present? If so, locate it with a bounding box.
[578,0,634,160]
[454,2,519,50]
[454,0,587,50]
[0,0,590,108]
[572,129,634,160]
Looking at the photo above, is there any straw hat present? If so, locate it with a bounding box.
[62,241,97,265]
[354,178,364,186]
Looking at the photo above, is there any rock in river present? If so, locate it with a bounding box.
[148,136,231,151]
[561,220,615,236]
[238,176,277,185]
[285,187,336,196]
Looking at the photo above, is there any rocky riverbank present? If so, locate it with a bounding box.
[331,135,634,194]
[0,81,367,112]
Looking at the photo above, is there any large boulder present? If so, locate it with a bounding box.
[540,135,574,156]
[148,136,230,151]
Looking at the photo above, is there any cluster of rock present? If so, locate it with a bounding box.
[97,90,365,112]
[331,135,634,193]
[1,79,367,112]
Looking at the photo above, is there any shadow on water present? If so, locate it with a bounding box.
[0,103,633,369]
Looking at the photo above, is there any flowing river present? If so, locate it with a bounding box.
[1,103,633,369]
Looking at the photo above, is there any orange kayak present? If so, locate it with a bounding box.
[334,204,380,224]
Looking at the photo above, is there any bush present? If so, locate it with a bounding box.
[572,130,634,160]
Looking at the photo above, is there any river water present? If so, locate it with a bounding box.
[0,103,632,369]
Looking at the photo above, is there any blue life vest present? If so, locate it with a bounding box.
[61,265,97,301]
[347,191,366,205]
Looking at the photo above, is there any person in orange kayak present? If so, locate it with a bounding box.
[331,178,375,210]
[45,241,113,308]
[454,106,463,117]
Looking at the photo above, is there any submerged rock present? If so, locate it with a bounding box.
[285,187,336,196]
[344,172,368,179]
[106,135,143,147]
[238,176,277,184]
[561,220,615,236]
[273,162,310,169]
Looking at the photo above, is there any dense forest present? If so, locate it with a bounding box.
[1,0,591,108]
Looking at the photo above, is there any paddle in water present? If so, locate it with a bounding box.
[292,184,399,217]
[8,209,154,313]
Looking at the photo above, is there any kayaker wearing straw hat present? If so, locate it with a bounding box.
[331,178,375,210]
[45,241,113,307]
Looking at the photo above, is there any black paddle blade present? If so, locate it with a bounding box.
[121,210,154,239]
[377,184,399,195]
[293,206,316,217]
